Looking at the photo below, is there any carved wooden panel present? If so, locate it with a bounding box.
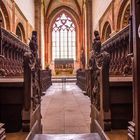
[40,69,52,92]
[0,27,28,77]
[90,31,111,131]
[76,69,86,91]
[102,25,132,76]
[22,31,42,136]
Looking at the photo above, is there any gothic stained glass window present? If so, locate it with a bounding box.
[52,13,76,60]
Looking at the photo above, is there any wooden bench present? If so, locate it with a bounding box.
[89,75,133,131]
[109,77,133,129]
[0,26,28,134]
[89,29,133,135]
[0,78,24,132]
[0,28,42,139]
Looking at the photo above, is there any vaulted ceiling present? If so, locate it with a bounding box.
[44,0,84,18]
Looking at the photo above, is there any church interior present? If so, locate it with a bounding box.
[0,0,140,139]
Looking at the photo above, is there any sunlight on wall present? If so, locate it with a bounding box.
[15,0,35,27]
[92,0,112,31]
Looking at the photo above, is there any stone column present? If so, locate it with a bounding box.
[86,0,92,66]
[34,0,42,58]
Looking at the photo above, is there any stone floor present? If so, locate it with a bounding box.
[41,82,91,134]
[6,82,128,140]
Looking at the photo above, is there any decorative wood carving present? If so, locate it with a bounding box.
[91,31,110,110]
[41,69,52,93]
[0,27,28,77]
[76,69,86,91]
[90,31,111,131]
[0,55,5,76]
[102,25,132,76]
[23,31,42,134]
[85,69,93,97]
[80,47,86,69]
[0,29,42,136]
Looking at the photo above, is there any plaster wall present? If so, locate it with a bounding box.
[92,0,112,31]
[15,0,35,27]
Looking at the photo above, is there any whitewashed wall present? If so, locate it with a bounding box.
[15,0,35,27]
[92,0,112,31]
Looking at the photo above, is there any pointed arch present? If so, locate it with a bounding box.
[0,10,5,28]
[74,0,81,15]
[117,0,130,30]
[102,21,112,41]
[15,22,26,42]
[51,12,76,60]
[0,0,10,30]
[47,6,80,27]
[45,6,80,64]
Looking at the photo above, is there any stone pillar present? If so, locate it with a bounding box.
[86,0,92,66]
[12,0,16,33]
[34,0,42,58]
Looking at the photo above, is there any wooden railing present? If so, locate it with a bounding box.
[41,69,52,93]
[76,69,86,91]
[102,25,132,76]
[0,27,28,77]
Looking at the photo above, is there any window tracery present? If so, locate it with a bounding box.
[52,13,76,60]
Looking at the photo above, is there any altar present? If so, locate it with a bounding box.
[54,58,74,75]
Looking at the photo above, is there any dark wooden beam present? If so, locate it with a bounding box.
[132,0,140,139]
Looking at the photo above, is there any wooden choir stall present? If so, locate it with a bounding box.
[0,26,45,139]
[85,26,133,138]
[87,0,140,139]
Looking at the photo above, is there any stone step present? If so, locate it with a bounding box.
[52,76,76,83]
[33,133,102,140]
[52,76,76,79]
[52,79,76,83]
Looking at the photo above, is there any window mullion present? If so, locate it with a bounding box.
[67,30,69,58]
[59,30,60,59]
[52,13,76,60]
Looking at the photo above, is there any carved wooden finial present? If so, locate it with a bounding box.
[93,30,101,54]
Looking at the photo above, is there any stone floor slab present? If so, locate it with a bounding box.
[41,83,91,134]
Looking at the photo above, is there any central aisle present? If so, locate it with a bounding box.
[41,83,91,134]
